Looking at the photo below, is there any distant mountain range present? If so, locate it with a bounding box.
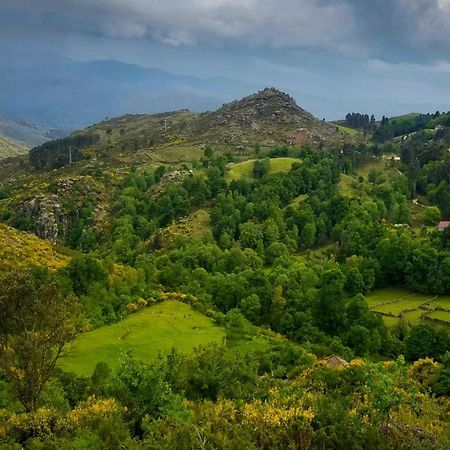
[0,116,68,148]
[0,50,259,130]
[0,134,28,160]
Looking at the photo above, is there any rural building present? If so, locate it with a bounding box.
[437,221,450,231]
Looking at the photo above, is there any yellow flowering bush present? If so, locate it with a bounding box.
[68,396,125,428]
[5,408,63,441]
[0,224,70,273]
[408,358,440,386]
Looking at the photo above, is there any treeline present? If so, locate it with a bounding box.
[344,113,376,132]
[400,134,450,215]
[29,133,99,170]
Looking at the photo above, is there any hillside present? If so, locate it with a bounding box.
[0,134,28,159]
[0,223,70,272]
[184,87,343,147]
[1,107,450,449]
[28,88,350,171]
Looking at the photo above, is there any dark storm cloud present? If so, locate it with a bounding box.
[1,0,450,61]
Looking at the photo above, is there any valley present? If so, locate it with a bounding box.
[1,87,449,449]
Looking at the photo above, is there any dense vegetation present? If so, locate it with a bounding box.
[0,109,450,448]
[341,110,450,143]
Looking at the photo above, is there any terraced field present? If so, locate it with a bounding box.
[365,287,450,328]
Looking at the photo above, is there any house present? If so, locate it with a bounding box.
[437,221,450,231]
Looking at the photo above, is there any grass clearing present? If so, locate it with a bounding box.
[402,310,425,325]
[374,299,426,316]
[59,301,225,376]
[337,125,361,137]
[226,157,300,182]
[287,194,309,208]
[165,208,212,239]
[151,145,203,164]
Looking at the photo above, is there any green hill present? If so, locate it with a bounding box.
[28,88,350,170]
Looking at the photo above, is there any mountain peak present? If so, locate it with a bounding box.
[212,87,314,126]
[185,87,343,147]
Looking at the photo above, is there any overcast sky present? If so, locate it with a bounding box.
[2,0,450,119]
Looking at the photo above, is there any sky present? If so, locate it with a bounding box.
[2,0,450,119]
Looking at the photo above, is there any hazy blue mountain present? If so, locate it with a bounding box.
[0,115,68,148]
[0,51,259,130]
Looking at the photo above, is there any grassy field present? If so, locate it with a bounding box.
[431,296,450,310]
[429,310,450,322]
[365,287,450,328]
[165,208,212,239]
[364,288,415,307]
[59,301,225,376]
[226,157,300,182]
[338,159,398,197]
[337,125,361,137]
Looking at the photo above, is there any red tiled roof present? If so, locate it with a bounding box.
[437,221,450,230]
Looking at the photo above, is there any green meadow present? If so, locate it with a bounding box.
[226,157,300,181]
[59,301,225,376]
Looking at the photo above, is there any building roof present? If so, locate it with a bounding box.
[437,221,450,230]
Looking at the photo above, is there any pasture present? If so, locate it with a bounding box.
[59,300,225,376]
[365,287,450,328]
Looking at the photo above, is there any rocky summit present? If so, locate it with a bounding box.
[185,87,343,147]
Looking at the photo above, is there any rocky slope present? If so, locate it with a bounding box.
[183,87,342,147]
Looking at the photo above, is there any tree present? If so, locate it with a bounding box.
[345,325,371,355]
[300,222,316,247]
[253,159,270,179]
[0,270,81,411]
[422,206,441,226]
[315,268,347,334]
[239,222,263,250]
[67,255,109,296]
[405,325,450,361]
[239,294,261,323]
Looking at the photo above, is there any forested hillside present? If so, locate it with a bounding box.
[0,90,449,449]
